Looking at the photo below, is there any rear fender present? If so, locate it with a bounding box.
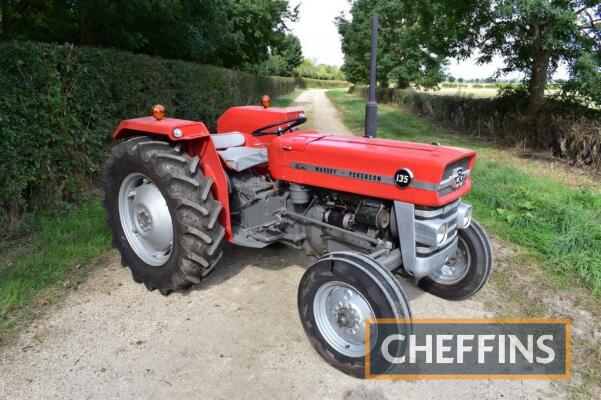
[113,116,211,141]
[113,117,233,241]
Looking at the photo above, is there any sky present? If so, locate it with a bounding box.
[289,0,569,80]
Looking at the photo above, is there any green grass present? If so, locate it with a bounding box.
[327,89,601,296]
[0,202,111,343]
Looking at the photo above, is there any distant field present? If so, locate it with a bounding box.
[428,86,501,98]
[417,84,560,99]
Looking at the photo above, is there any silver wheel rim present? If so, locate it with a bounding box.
[118,173,173,266]
[431,236,471,285]
[313,281,375,358]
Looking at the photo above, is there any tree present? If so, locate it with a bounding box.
[474,1,601,125]
[458,77,465,83]
[296,58,346,80]
[219,0,299,69]
[0,0,300,71]
[337,0,487,88]
[272,33,304,75]
[448,76,457,82]
[337,0,601,126]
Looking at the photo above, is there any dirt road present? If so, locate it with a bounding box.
[290,89,353,135]
[0,90,561,399]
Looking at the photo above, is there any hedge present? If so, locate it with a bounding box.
[350,86,601,169]
[0,41,301,224]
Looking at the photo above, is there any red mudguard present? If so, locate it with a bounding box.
[112,117,233,241]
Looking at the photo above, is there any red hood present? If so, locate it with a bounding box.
[268,132,477,206]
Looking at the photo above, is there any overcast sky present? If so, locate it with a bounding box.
[290,0,569,80]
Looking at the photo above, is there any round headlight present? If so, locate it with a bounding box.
[436,224,447,245]
[457,202,473,229]
[463,206,472,228]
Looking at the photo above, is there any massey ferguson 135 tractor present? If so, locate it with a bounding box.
[102,17,492,377]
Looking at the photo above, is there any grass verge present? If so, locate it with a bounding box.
[326,89,601,297]
[0,202,111,345]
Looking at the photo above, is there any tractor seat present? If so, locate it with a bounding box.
[210,132,246,150]
[210,132,268,172]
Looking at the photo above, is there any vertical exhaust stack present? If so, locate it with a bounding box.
[364,13,378,138]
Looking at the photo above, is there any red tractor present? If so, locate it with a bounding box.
[102,97,492,376]
[102,19,492,377]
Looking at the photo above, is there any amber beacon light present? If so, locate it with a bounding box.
[261,95,271,108]
[152,104,166,120]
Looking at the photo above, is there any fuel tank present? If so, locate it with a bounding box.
[268,132,476,207]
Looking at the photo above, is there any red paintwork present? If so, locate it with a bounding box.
[192,138,232,239]
[268,132,476,207]
[112,116,233,240]
[112,116,211,141]
[216,106,303,146]
[112,106,477,242]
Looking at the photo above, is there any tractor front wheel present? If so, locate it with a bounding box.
[417,219,493,301]
[103,137,224,295]
[298,252,411,378]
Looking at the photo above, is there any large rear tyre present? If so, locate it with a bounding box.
[103,137,225,295]
[418,219,493,301]
[298,252,411,378]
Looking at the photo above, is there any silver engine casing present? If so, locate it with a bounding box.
[228,171,471,277]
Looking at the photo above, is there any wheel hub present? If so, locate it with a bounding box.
[431,237,471,285]
[314,282,375,358]
[336,307,355,328]
[136,208,153,233]
[118,173,174,266]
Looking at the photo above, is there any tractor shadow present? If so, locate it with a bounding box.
[183,243,430,304]
[182,242,309,294]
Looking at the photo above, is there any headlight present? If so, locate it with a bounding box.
[456,202,473,229]
[436,224,447,245]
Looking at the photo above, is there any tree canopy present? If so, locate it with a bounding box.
[0,0,302,72]
[337,0,601,117]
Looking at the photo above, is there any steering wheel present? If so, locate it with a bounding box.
[251,115,307,136]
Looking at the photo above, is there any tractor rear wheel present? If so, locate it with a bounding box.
[417,219,492,300]
[103,136,224,295]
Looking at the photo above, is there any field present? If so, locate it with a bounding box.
[427,86,501,98]
[418,84,559,99]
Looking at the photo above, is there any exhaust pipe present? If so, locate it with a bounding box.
[364,13,378,138]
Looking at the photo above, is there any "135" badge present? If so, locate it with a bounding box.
[394,168,413,188]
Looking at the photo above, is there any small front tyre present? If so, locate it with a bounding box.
[298,252,411,378]
[418,219,493,301]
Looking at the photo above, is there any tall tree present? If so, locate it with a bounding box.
[338,0,601,123]
[219,0,299,69]
[337,0,486,88]
[272,33,303,74]
[475,1,601,124]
